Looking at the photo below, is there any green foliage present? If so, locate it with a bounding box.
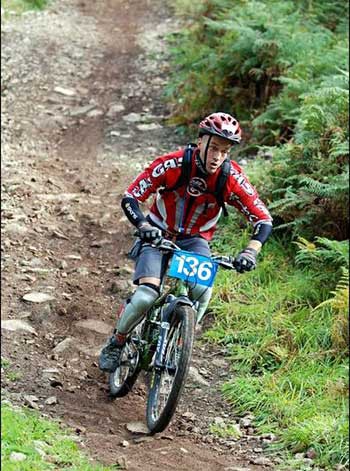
[1,357,22,382]
[206,218,349,468]
[294,237,349,268]
[167,0,349,240]
[168,1,349,466]
[209,421,242,438]
[1,0,49,15]
[1,402,118,470]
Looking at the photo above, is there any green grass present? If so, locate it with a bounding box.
[2,358,22,382]
[206,217,349,469]
[1,0,49,15]
[1,402,118,470]
[209,422,242,439]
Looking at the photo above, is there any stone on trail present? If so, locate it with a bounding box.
[10,452,27,462]
[182,411,196,422]
[116,456,128,470]
[214,416,225,426]
[42,368,60,378]
[69,104,96,117]
[188,366,210,386]
[1,319,36,334]
[24,395,39,409]
[52,337,75,354]
[64,254,82,260]
[224,467,253,471]
[54,86,76,96]
[22,292,55,303]
[136,123,162,131]
[106,103,125,117]
[133,436,154,444]
[239,417,253,428]
[123,112,143,123]
[45,396,58,405]
[125,421,149,435]
[75,319,111,335]
[4,222,28,235]
[250,456,272,466]
[87,109,104,118]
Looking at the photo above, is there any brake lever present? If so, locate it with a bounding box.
[212,255,236,270]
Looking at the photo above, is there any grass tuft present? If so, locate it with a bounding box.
[1,401,118,470]
[205,216,349,469]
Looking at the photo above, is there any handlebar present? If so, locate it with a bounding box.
[134,232,236,270]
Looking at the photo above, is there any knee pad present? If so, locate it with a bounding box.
[117,284,159,334]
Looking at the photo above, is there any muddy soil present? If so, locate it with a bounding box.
[1,1,278,470]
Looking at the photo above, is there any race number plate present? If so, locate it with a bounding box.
[168,250,218,287]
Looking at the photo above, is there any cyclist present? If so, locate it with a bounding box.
[99,112,272,372]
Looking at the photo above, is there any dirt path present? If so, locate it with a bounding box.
[1,2,277,470]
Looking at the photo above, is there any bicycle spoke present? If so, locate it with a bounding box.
[151,323,183,421]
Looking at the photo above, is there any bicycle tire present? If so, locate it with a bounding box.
[146,304,195,434]
[109,365,141,398]
[109,341,141,398]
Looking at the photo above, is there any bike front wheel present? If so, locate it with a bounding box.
[146,304,195,434]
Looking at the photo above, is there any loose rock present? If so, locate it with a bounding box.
[22,292,55,303]
[1,319,36,334]
[10,452,27,462]
[45,396,58,405]
[125,421,149,435]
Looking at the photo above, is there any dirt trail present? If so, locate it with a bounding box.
[1,1,277,470]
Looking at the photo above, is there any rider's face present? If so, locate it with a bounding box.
[198,135,232,175]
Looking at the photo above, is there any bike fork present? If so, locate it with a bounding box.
[154,321,170,370]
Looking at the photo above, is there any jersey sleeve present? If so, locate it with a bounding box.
[226,162,272,225]
[124,150,183,203]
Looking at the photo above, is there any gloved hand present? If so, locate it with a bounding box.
[234,247,257,273]
[137,222,162,244]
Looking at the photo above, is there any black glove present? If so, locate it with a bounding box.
[137,222,162,244]
[234,247,257,273]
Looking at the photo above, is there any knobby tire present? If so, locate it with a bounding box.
[146,304,195,434]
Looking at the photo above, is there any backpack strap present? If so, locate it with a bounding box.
[160,143,197,193]
[215,158,231,217]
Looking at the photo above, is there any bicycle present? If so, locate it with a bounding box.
[108,237,236,434]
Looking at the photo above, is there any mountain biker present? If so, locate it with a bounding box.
[99,112,272,372]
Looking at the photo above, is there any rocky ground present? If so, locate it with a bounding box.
[1,1,282,470]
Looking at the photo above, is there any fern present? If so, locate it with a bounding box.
[300,171,349,199]
[295,237,349,268]
[314,268,349,356]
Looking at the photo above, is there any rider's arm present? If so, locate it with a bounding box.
[225,162,273,253]
[121,195,148,228]
[121,150,184,227]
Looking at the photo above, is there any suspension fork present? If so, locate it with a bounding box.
[153,294,192,371]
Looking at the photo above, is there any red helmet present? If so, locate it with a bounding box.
[198,112,242,144]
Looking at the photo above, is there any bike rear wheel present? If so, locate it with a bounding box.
[146,304,195,434]
[109,320,145,398]
[109,341,141,398]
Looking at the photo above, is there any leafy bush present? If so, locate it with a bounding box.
[168,1,349,467]
[206,220,349,468]
[167,0,349,240]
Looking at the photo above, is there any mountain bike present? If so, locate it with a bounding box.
[108,237,236,434]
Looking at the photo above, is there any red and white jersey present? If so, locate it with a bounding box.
[125,148,272,241]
